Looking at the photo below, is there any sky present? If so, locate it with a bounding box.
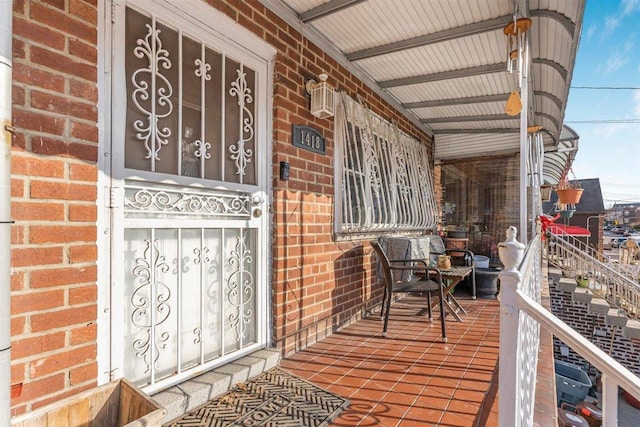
[565,0,640,208]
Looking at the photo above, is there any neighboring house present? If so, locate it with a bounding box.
[608,202,640,229]
[0,0,584,421]
[543,178,606,251]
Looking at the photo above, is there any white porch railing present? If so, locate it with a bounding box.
[548,231,640,284]
[546,231,640,318]
[498,227,640,427]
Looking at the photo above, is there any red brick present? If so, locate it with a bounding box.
[12,38,26,60]
[69,38,97,64]
[69,204,97,222]
[13,0,25,14]
[12,201,65,221]
[12,363,25,384]
[30,265,97,289]
[69,362,97,385]
[11,178,24,197]
[70,323,97,346]
[69,244,97,263]
[31,90,97,122]
[11,316,26,335]
[12,63,66,93]
[70,78,98,103]
[30,180,96,201]
[12,332,66,360]
[30,304,97,332]
[30,225,96,244]
[10,373,65,405]
[10,131,26,150]
[13,17,66,51]
[13,86,25,107]
[31,137,93,162]
[68,141,98,162]
[12,246,64,267]
[70,121,98,143]
[11,226,25,245]
[12,109,66,136]
[70,0,98,26]
[41,0,66,10]
[12,289,65,314]
[69,284,97,305]
[69,163,98,182]
[30,382,95,410]
[29,344,97,378]
[31,3,96,43]
[11,272,24,292]
[30,45,96,81]
[12,155,65,178]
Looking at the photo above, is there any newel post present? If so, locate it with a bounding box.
[498,226,525,426]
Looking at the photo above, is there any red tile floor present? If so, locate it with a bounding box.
[280,295,501,426]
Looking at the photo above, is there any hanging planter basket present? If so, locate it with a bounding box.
[558,209,576,219]
[556,188,584,205]
[540,185,552,202]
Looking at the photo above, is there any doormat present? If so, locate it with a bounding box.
[166,367,348,427]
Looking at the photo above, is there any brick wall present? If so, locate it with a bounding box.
[550,279,640,379]
[11,0,98,415]
[199,0,433,356]
[9,0,436,413]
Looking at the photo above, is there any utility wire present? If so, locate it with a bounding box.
[565,119,640,124]
[570,86,640,90]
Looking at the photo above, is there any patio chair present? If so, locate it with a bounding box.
[371,240,447,342]
[429,235,476,299]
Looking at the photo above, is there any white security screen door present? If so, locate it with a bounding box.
[108,0,271,392]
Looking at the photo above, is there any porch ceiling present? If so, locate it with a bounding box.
[260,0,585,184]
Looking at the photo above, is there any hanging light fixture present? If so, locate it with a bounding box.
[305,73,335,119]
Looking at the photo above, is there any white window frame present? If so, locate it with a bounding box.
[334,93,438,239]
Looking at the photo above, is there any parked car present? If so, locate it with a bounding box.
[611,238,628,248]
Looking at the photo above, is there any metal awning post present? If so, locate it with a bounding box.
[519,47,529,244]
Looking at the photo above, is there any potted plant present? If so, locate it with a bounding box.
[556,203,575,218]
[576,274,589,288]
[555,172,583,205]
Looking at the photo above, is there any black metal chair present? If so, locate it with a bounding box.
[371,240,447,342]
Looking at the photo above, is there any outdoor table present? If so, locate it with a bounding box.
[428,266,473,321]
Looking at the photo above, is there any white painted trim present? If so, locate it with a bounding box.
[96,0,113,385]
[134,0,276,61]
[105,0,275,388]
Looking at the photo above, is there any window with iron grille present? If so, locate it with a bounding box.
[334,93,438,238]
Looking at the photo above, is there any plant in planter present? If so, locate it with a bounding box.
[576,274,589,288]
[555,171,583,205]
[555,203,576,218]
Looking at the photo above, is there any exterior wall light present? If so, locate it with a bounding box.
[305,73,335,119]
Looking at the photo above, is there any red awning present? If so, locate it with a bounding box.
[546,223,591,236]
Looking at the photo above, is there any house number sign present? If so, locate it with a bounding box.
[292,125,325,154]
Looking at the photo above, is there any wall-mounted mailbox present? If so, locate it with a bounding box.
[280,161,290,180]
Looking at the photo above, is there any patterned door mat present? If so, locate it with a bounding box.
[166,368,348,427]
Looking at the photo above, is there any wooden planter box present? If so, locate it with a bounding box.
[11,378,166,427]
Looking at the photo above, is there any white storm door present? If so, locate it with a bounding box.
[108,0,272,392]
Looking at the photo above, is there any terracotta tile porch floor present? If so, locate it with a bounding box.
[280,295,501,426]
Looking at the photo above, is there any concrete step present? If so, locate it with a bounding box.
[572,287,593,304]
[623,319,640,339]
[588,298,610,315]
[605,308,628,327]
[548,268,563,284]
[557,277,578,293]
[152,348,280,424]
